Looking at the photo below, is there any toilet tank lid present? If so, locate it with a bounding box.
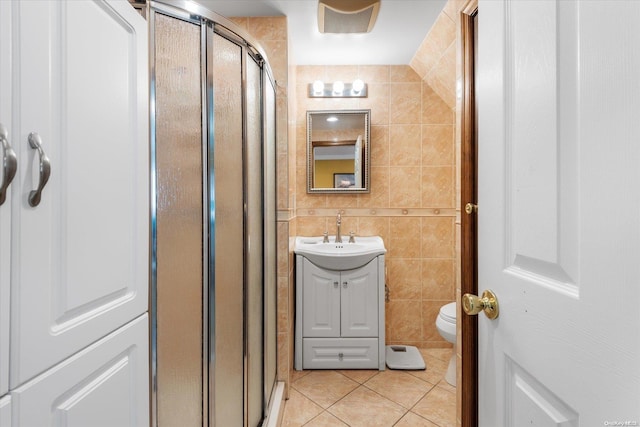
[439,302,456,322]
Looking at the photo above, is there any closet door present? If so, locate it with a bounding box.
[10,0,148,387]
[0,0,13,399]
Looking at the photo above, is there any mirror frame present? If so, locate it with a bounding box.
[306,109,371,194]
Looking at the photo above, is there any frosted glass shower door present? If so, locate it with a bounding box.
[152,5,278,426]
[246,54,264,427]
[263,69,277,413]
[210,31,245,427]
[154,13,204,427]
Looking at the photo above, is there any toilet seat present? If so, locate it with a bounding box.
[439,301,456,324]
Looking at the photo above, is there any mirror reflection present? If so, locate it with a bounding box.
[307,110,370,193]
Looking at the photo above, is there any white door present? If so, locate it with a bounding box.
[10,0,148,387]
[302,260,341,337]
[341,261,378,337]
[11,314,149,427]
[477,0,640,424]
[0,0,13,399]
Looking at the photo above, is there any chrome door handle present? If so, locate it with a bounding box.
[0,124,18,206]
[27,132,51,207]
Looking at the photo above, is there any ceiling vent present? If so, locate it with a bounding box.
[318,0,381,34]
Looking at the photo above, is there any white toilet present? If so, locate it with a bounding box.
[435,301,457,386]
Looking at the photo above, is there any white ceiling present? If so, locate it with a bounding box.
[194,0,447,65]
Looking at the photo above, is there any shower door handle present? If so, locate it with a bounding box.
[0,123,18,206]
[28,132,51,207]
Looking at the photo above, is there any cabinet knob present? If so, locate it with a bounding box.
[338,352,344,360]
[333,281,339,288]
[343,281,348,288]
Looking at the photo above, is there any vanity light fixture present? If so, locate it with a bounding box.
[308,79,368,98]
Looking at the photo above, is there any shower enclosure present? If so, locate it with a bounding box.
[148,1,277,425]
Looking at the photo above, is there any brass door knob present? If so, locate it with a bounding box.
[465,202,478,214]
[462,289,499,319]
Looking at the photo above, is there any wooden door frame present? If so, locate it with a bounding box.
[460,1,478,426]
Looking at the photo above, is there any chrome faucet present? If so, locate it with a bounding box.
[335,212,342,243]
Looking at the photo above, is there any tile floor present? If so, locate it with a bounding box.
[281,348,456,427]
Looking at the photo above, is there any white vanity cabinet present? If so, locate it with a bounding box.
[295,255,385,370]
[0,0,149,423]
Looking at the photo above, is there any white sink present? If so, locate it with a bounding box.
[294,235,386,270]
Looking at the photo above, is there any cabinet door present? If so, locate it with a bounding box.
[11,314,148,427]
[0,0,12,398]
[341,261,378,338]
[10,0,148,387]
[302,260,341,337]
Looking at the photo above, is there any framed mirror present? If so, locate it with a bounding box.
[307,109,370,193]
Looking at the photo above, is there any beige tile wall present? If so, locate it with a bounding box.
[413,1,475,425]
[294,63,456,350]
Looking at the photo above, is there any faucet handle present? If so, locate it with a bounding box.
[322,231,329,243]
[349,231,356,243]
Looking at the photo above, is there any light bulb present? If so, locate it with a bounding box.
[312,80,324,95]
[332,81,344,94]
[352,79,365,93]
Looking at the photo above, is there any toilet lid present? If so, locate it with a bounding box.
[439,302,456,323]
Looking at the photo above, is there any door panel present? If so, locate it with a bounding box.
[11,0,148,388]
[505,0,579,291]
[302,261,341,338]
[263,71,277,409]
[477,0,640,423]
[11,315,148,427]
[506,358,578,426]
[246,54,264,427]
[341,262,378,338]
[211,31,244,427]
[154,13,203,426]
